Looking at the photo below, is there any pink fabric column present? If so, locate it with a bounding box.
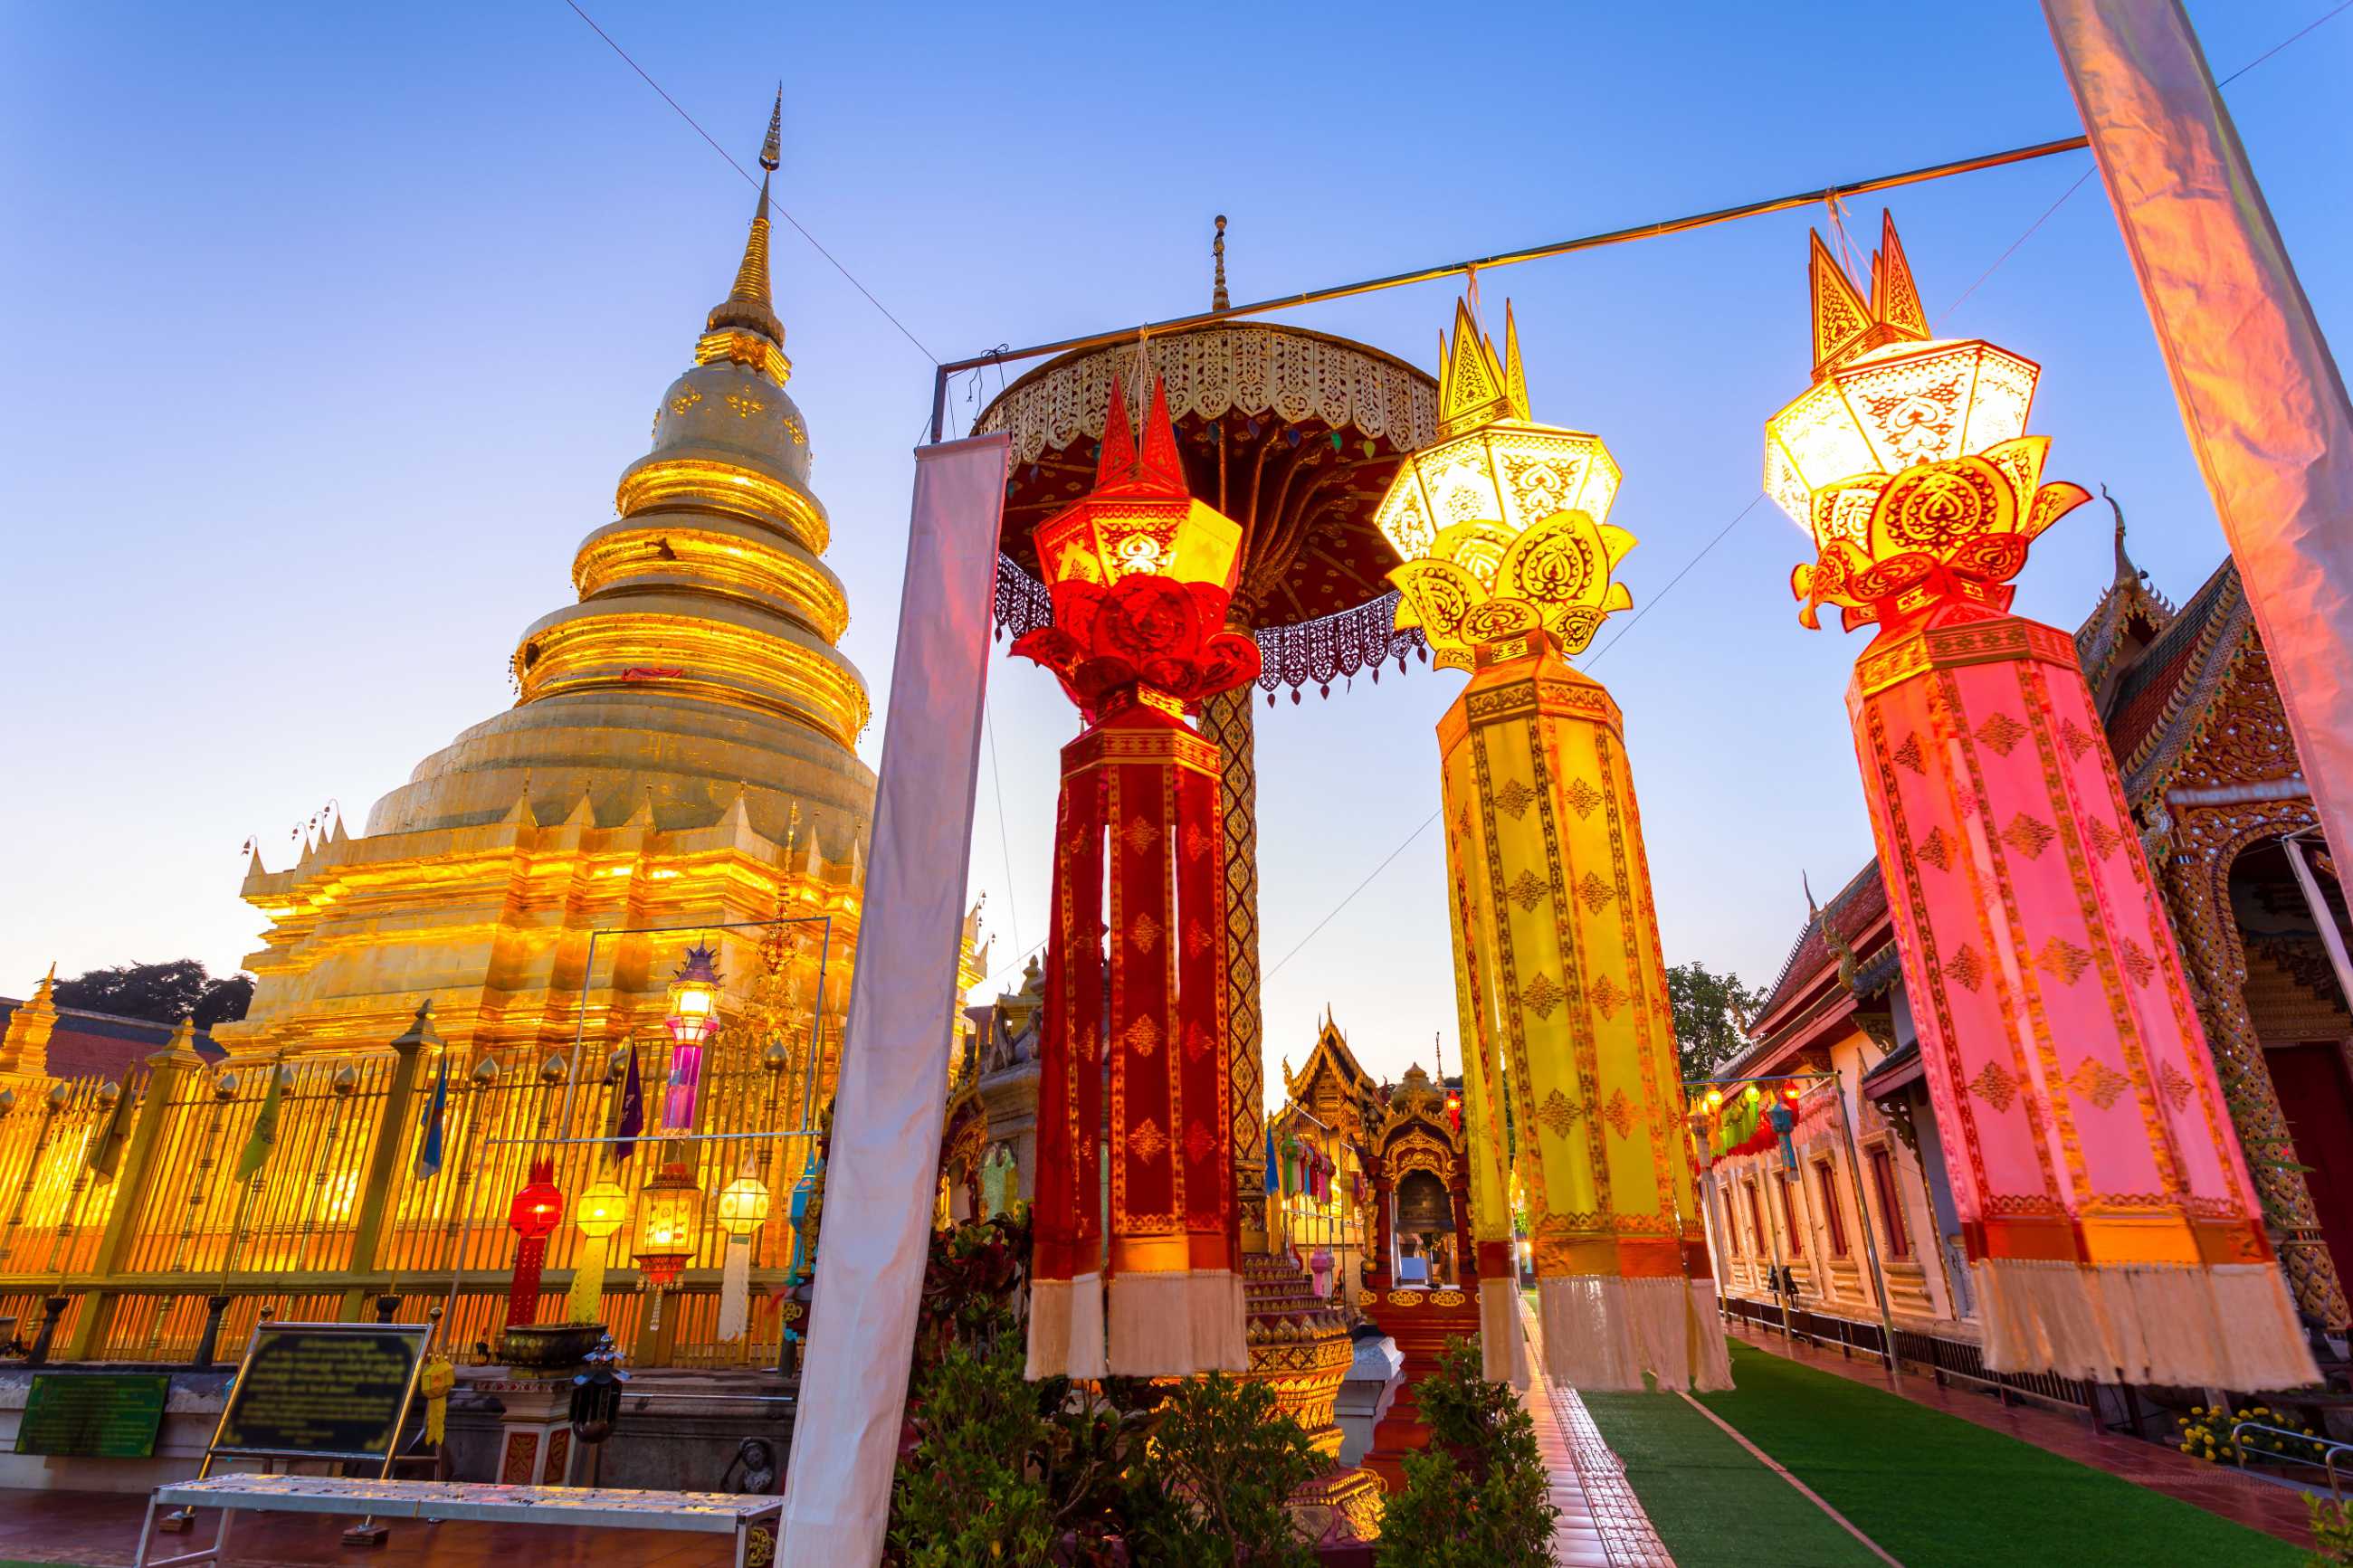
[780,432,1009,1568]
[2044,0,2353,867]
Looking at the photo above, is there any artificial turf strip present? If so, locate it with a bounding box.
[1581,1383,1886,1567]
[1690,1341,2303,1568]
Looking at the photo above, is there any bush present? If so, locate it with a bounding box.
[2309,1495,2353,1568]
[1377,1335,1558,1567]
[1123,1373,1319,1567]
[887,1340,1060,1566]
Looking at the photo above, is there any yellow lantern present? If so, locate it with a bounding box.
[1372,299,1634,667]
[715,1169,772,1345]
[566,1179,630,1326]
[666,944,723,1047]
[631,1162,702,1333]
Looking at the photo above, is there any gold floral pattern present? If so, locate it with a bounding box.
[1123,1014,1164,1058]
[1589,974,1624,1020]
[1976,712,2028,756]
[1183,1022,1214,1061]
[1893,733,1927,774]
[1129,913,1162,955]
[2067,1056,2131,1110]
[1969,1060,2018,1112]
[1130,1118,1167,1164]
[1948,944,1986,993]
[2157,1060,2195,1112]
[1564,777,1604,819]
[2084,817,2124,861]
[1577,870,1616,915]
[2002,813,2056,860]
[1918,826,1955,872]
[725,393,765,419]
[1123,816,1156,856]
[1495,778,1538,819]
[1183,822,1212,861]
[1185,1120,1218,1164]
[2036,936,2091,985]
[669,389,703,414]
[1185,920,1213,959]
[1604,1088,1635,1138]
[1522,972,1566,1019]
[1538,1088,1577,1138]
[2118,936,2157,987]
[1508,870,1547,912]
[2059,717,2096,762]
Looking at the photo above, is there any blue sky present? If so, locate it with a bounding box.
[3,2,2347,1091]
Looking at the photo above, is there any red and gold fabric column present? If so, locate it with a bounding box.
[1018,375,1257,1380]
[1766,212,2312,1387]
[1379,297,1730,1392]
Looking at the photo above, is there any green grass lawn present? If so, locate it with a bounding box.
[1581,1340,2304,1568]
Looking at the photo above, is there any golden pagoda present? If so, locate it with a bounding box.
[214,94,874,1067]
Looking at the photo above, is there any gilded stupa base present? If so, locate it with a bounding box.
[1240,1250,1382,1543]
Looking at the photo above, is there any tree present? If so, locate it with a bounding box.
[52,960,253,1029]
[1666,960,1765,1088]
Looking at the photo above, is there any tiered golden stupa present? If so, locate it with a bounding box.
[214,95,873,1065]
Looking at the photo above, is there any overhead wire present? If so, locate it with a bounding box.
[557,0,939,365]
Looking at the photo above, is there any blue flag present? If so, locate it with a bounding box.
[1264,1127,1279,1195]
[612,1042,644,1164]
[414,1053,449,1181]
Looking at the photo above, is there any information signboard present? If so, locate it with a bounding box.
[14,1373,170,1458]
[210,1322,431,1465]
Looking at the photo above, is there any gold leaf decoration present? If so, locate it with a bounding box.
[1123,815,1156,856]
[2067,1056,2131,1110]
[1538,1088,1577,1138]
[2084,818,2125,861]
[2036,936,2091,985]
[1129,913,1162,955]
[1968,1060,2018,1112]
[2118,936,2157,987]
[1948,944,1986,993]
[1578,870,1617,916]
[1589,974,1624,1021]
[1522,972,1566,1019]
[1893,733,1927,775]
[1508,870,1548,912]
[2059,717,2096,762]
[1129,1118,1167,1164]
[2001,813,2056,860]
[1918,826,1955,872]
[2157,1060,2195,1112]
[1564,777,1604,819]
[1976,712,2028,756]
[1495,778,1538,819]
[1123,1014,1164,1058]
[1604,1088,1636,1139]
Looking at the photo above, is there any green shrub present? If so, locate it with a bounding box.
[1377,1335,1558,1567]
[1123,1373,1319,1567]
[2309,1494,2353,1568]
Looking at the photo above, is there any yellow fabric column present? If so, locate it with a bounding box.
[1439,638,1729,1392]
[1444,804,1529,1386]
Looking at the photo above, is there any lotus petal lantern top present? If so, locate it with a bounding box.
[1373,298,1634,668]
[1764,213,2091,635]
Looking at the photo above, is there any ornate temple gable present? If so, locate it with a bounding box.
[2073,489,2177,700]
[2091,560,2262,809]
[1281,1011,1378,1137]
[1371,1063,1462,1161]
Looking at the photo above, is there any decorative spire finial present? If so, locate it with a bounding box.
[761,84,782,174]
[697,93,790,380]
[2101,483,2142,587]
[1212,214,1229,311]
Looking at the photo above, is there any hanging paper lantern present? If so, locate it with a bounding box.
[664,945,722,1131]
[505,1164,565,1328]
[632,1162,701,1332]
[715,1168,772,1343]
[566,1179,630,1325]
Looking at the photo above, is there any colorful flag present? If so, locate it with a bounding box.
[234,1060,286,1183]
[610,1041,644,1164]
[414,1053,450,1181]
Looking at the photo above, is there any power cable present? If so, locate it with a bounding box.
[558,0,939,365]
[1262,811,1440,984]
[1583,494,1767,670]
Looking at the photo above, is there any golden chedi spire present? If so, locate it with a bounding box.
[365,92,872,851]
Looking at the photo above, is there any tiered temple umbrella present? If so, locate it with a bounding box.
[1375,296,1732,1392]
[978,306,1438,1246]
[1761,213,2313,1389]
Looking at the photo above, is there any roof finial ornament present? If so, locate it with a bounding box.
[698,91,791,380]
[2101,483,2143,587]
[761,83,783,174]
[1805,871,1860,993]
[1212,214,1229,312]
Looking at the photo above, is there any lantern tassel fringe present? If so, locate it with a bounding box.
[566,1235,608,1326]
[1026,1271,1106,1381]
[1536,1275,1732,1392]
[718,1236,752,1343]
[1977,1259,2317,1391]
[1478,1278,1530,1388]
[1105,1269,1247,1377]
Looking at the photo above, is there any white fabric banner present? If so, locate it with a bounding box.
[779,432,1010,1567]
[2044,0,2353,865]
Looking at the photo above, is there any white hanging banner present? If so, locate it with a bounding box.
[779,432,1010,1568]
[2044,0,2353,865]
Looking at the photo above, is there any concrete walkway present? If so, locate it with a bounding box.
[1519,1297,1676,1567]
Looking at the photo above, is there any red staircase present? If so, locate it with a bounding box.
[1359,1289,1482,1490]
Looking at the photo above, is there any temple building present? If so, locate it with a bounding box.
[1705,514,2353,1386]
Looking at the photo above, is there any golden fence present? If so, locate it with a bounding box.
[0,1022,829,1365]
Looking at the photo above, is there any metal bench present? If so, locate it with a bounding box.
[134,1472,784,1568]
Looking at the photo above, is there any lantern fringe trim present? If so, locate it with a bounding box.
[1478,1278,1530,1388]
[718,1235,753,1343]
[1535,1275,1732,1393]
[1105,1269,1248,1377]
[1977,1259,2316,1391]
[1026,1271,1106,1381]
[566,1235,609,1326]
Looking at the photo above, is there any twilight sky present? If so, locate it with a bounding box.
[3,1,2348,1093]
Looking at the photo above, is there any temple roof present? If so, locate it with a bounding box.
[0,997,223,1082]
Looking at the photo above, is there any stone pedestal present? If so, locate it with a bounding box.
[1241,1251,1384,1546]
[477,1376,577,1487]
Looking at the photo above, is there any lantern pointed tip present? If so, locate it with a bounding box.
[1437,293,1518,438]
[1872,210,1928,339]
[1098,374,1137,488]
[1138,376,1184,488]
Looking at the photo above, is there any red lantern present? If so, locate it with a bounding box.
[505,1159,565,1327]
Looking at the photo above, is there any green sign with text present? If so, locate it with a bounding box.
[14,1373,170,1458]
